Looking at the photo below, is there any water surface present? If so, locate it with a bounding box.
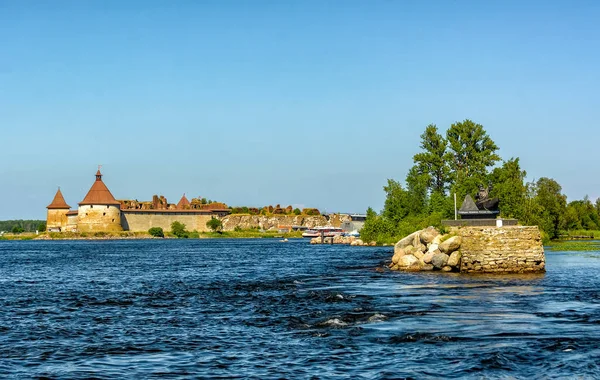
[1,239,599,378]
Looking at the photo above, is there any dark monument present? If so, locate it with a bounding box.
[443,183,517,227]
[459,184,500,220]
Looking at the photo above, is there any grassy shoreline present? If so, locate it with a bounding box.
[1,230,305,241]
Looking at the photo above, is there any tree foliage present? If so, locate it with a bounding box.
[360,119,597,243]
[206,217,223,232]
[171,221,188,238]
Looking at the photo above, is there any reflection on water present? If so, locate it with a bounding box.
[0,239,599,378]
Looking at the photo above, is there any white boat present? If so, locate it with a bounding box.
[302,227,344,238]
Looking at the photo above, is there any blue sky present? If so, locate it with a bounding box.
[1,0,599,219]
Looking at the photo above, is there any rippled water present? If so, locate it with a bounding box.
[1,239,599,378]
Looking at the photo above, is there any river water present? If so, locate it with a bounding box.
[0,239,599,379]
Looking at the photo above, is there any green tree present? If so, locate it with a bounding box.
[171,221,188,238]
[37,222,46,232]
[11,226,25,234]
[413,124,450,194]
[148,227,164,237]
[488,158,527,219]
[206,217,223,232]
[293,208,301,215]
[446,119,500,198]
[382,179,410,225]
[534,177,567,239]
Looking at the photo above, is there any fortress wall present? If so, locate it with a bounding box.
[77,205,123,232]
[122,212,214,232]
[459,226,545,273]
[47,209,69,230]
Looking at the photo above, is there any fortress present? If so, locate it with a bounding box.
[46,169,230,233]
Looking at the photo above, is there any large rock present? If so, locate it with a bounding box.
[427,243,439,253]
[420,227,439,245]
[398,255,422,269]
[413,250,424,260]
[432,235,442,245]
[422,251,434,264]
[392,248,406,264]
[395,231,421,251]
[439,236,462,254]
[432,252,449,269]
[447,251,462,267]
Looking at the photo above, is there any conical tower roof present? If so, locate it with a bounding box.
[47,188,71,209]
[177,193,190,209]
[79,169,121,206]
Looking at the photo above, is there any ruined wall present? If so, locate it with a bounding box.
[459,226,545,273]
[77,205,123,232]
[47,209,69,231]
[220,215,328,231]
[121,212,214,232]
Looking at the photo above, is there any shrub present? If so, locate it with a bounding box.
[11,226,24,234]
[293,208,301,215]
[206,217,223,232]
[148,227,164,238]
[171,221,188,238]
[234,226,243,232]
[188,230,200,238]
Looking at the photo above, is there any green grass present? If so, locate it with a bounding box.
[546,240,600,252]
[556,230,600,239]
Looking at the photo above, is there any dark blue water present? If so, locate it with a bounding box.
[1,239,599,379]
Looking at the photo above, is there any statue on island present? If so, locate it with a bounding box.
[475,183,499,211]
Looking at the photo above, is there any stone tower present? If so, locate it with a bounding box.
[46,188,71,232]
[77,169,123,232]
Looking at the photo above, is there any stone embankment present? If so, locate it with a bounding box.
[310,235,376,246]
[220,215,351,231]
[390,226,545,274]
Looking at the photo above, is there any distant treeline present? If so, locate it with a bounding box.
[361,119,595,244]
[0,220,46,233]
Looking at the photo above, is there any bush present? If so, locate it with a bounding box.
[148,227,164,238]
[234,226,243,232]
[293,208,301,215]
[171,221,188,238]
[188,230,200,238]
[11,226,24,234]
[206,217,223,232]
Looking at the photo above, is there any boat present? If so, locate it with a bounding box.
[302,226,344,238]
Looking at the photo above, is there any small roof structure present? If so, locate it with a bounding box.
[79,169,121,206]
[177,193,190,209]
[47,188,71,209]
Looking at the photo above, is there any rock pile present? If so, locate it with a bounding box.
[310,235,376,246]
[390,227,462,272]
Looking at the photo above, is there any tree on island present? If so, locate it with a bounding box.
[360,119,582,243]
[206,217,223,233]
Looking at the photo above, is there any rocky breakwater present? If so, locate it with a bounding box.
[390,227,462,272]
[310,235,376,246]
[390,226,545,274]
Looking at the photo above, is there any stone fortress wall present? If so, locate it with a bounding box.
[77,205,123,233]
[121,212,214,232]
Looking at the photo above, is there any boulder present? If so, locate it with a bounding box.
[427,243,439,253]
[398,255,421,269]
[432,252,449,269]
[439,236,462,254]
[432,235,442,245]
[441,266,453,272]
[421,264,434,271]
[392,248,405,264]
[354,239,364,246]
[404,245,414,254]
[447,251,462,267]
[420,227,439,245]
[394,231,421,250]
[333,235,344,244]
[369,241,377,246]
[417,244,427,253]
[422,251,434,264]
[413,250,424,260]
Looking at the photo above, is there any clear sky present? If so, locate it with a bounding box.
[1,0,599,220]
